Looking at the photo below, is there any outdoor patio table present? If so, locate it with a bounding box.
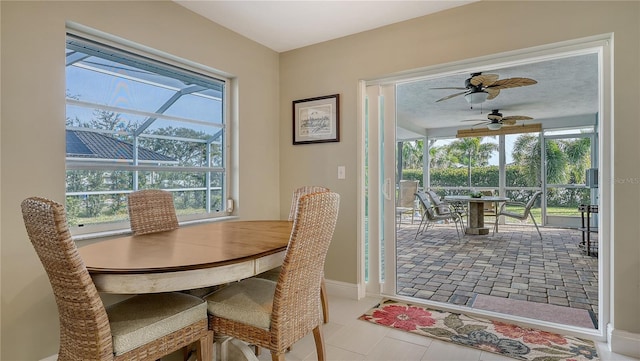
[444,195,509,235]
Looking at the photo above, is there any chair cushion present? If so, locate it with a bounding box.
[255,266,281,282]
[106,292,207,356]
[436,205,451,214]
[205,278,276,330]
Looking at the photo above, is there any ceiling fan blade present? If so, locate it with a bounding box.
[470,74,499,86]
[501,119,518,126]
[435,91,468,102]
[488,77,537,90]
[469,121,489,128]
[486,88,500,100]
[503,115,533,122]
[430,87,467,90]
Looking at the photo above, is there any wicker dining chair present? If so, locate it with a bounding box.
[206,191,340,361]
[21,197,213,361]
[256,185,331,324]
[128,189,179,235]
[287,185,330,221]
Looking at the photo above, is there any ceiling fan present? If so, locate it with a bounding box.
[433,73,537,104]
[462,109,533,130]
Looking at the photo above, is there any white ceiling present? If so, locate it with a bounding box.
[396,53,599,135]
[173,1,476,52]
[174,1,600,137]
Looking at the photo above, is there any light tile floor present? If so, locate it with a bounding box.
[249,294,636,361]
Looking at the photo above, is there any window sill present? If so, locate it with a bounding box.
[73,216,239,242]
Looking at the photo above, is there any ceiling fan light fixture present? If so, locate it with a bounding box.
[486,123,502,130]
[464,91,489,104]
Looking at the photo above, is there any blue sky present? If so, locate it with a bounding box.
[66,62,223,135]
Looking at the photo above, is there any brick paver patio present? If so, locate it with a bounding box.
[396,220,599,321]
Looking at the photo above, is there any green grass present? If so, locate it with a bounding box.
[499,206,582,225]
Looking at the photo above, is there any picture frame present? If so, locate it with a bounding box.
[292,94,340,145]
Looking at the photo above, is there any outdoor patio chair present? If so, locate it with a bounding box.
[396,180,419,226]
[425,189,467,229]
[415,191,463,239]
[493,191,543,239]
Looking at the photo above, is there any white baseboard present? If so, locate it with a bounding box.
[40,355,57,361]
[324,279,361,300]
[608,324,640,358]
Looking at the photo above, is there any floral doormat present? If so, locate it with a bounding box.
[359,299,599,361]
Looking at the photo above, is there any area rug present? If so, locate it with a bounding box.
[471,294,598,330]
[359,299,599,361]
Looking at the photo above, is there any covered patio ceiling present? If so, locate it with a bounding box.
[396,52,599,140]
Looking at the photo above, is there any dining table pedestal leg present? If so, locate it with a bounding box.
[466,202,489,235]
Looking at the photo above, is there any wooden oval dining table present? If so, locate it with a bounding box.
[78,220,293,294]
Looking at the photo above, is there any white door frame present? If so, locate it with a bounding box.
[359,34,612,341]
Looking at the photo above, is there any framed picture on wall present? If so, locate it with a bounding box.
[292,94,340,145]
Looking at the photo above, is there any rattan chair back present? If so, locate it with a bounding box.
[257,185,331,326]
[128,189,179,235]
[210,191,340,359]
[288,186,330,221]
[22,197,114,359]
[22,197,213,361]
[273,192,339,345]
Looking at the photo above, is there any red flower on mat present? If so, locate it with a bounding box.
[493,321,568,346]
[371,304,436,331]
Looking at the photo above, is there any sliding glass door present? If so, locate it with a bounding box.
[364,84,397,297]
[362,41,609,339]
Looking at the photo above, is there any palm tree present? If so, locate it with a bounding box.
[401,140,423,169]
[447,137,498,187]
[429,145,453,168]
[512,134,542,186]
[545,140,568,184]
[564,137,591,183]
[512,134,590,187]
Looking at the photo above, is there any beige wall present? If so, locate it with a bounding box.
[1,1,280,359]
[2,0,639,359]
[279,0,639,344]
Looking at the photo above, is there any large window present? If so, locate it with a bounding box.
[65,34,228,233]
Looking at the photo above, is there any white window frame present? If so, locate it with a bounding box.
[65,30,232,236]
